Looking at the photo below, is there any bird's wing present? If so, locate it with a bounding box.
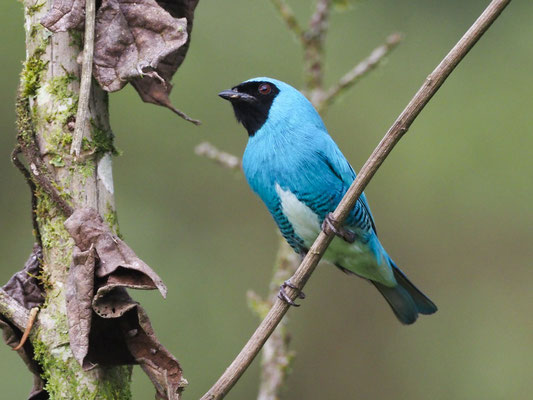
[310,136,378,234]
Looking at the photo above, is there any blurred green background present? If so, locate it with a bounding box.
[1,0,532,399]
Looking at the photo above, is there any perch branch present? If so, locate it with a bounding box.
[71,0,96,156]
[319,32,404,111]
[200,1,511,398]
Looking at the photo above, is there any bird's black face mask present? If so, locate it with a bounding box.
[219,81,280,136]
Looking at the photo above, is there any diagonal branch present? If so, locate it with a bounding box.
[200,1,512,398]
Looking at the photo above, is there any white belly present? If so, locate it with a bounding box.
[275,183,321,246]
[275,183,394,285]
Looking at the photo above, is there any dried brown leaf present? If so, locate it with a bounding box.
[3,244,44,310]
[41,0,200,123]
[65,246,95,369]
[122,305,187,400]
[64,208,167,296]
[94,0,200,123]
[92,0,187,93]
[63,208,184,398]
[41,0,85,32]
[0,245,47,400]
[65,249,135,369]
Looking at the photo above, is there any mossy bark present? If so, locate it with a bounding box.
[20,0,132,398]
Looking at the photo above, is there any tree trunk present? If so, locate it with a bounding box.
[20,0,132,397]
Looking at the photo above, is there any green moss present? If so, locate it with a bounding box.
[39,217,70,250]
[98,367,132,400]
[32,338,83,399]
[27,1,45,16]
[21,56,48,97]
[82,120,120,156]
[16,96,35,145]
[54,313,70,345]
[69,31,83,49]
[44,73,79,127]
[46,128,73,153]
[0,304,13,321]
[74,160,96,185]
[51,181,71,201]
[49,155,65,168]
[33,336,132,399]
[48,73,78,98]
[29,24,39,39]
[20,35,50,98]
[67,159,96,186]
[27,267,52,292]
[35,189,72,266]
[104,203,122,238]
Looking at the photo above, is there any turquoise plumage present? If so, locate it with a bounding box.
[220,77,437,324]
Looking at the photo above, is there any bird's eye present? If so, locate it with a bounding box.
[258,83,272,95]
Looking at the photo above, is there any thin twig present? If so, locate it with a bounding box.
[12,307,39,351]
[11,146,42,245]
[304,0,332,92]
[269,0,305,41]
[308,0,332,38]
[71,0,96,156]
[16,96,74,217]
[200,1,511,398]
[194,142,242,170]
[319,33,404,111]
[0,289,30,332]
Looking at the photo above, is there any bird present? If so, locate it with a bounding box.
[219,77,437,324]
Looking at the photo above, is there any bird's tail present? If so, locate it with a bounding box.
[371,259,437,325]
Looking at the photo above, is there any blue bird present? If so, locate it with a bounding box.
[219,77,437,324]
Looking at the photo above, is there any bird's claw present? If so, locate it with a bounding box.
[278,279,305,307]
[322,213,356,243]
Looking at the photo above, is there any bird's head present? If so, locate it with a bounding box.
[219,77,322,137]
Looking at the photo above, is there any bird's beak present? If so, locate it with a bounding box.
[218,89,256,103]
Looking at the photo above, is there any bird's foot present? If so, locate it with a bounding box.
[278,279,306,307]
[322,213,356,243]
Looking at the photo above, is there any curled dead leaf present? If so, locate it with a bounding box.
[40,0,85,32]
[63,208,184,399]
[64,208,167,297]
[41,0,200,123]
[0,245,46,400]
